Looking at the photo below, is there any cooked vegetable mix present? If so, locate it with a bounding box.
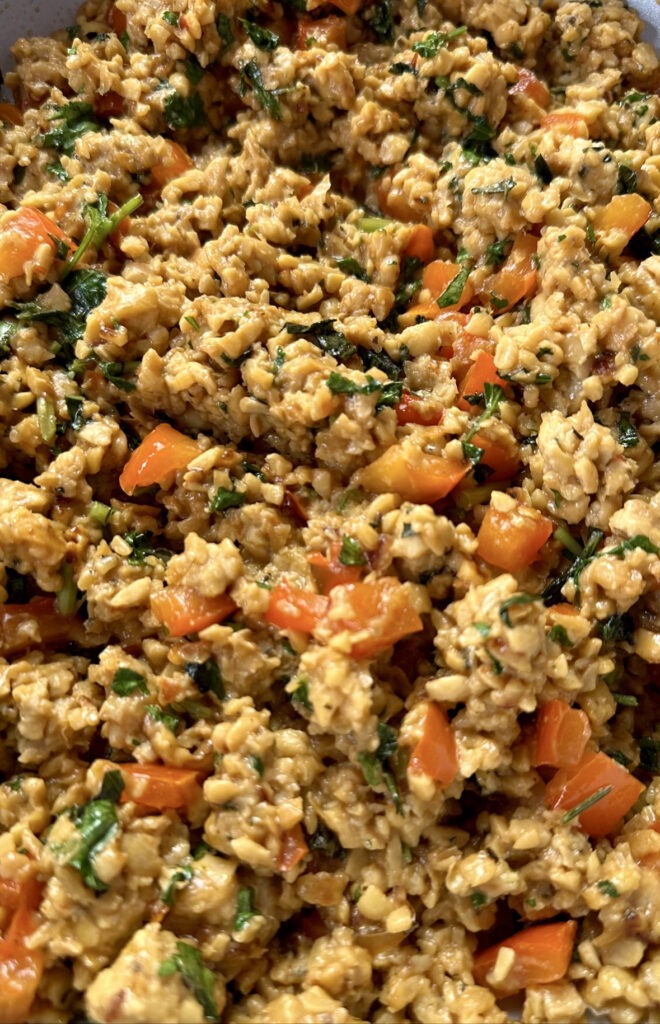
[0,0,659,1020]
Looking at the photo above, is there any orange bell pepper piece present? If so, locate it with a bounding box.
[409,260,474,318]
[119,423,202,495]
[0,208,75,281]
[532,700,591,769]
[0,876,44,1024]
[265,584,329,633]
[151,587,236,637]
[277,824,309,872]
[409,702,458,786]
[476,501,553,572]
[483,233,538,313]
[540,111,589,136]
[403,225,435,263]
[296,15,347,49]
[544,750,644,837]
[510,68,551,108]
[358,444,469,504]
[458,350,510,411]
[109,3,128,36]
[0,597,79,657]
[593,193,652,242]
[150,141,193,189]
[473,920,577,995]
[395,389,443,427]
[0,104,23,127]
[329,578,424,660]
[118,763,201,810]
[308,541,363,595]
[469,433,520,481]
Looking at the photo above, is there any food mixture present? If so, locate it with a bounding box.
[1,0,660,1020]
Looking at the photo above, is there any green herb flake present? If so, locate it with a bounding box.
[338,535,367,566]
[548,624,572,648]
[596,879,620,898]
[639,737,660,772]
[146,704,181,732]
[162,11,178,25]
[290,680,312,712]
[247,754,265,776]
[335,257,369,282]
[612,693,638,707]
[161,863,194,906]
[41,101,102,156]
[498,593,540,627]
[239,60,281,120]
[470,890,488,908]
[474,622,491,637]
[37,395,57,445]
[185,659,225,699]
[534,154,552,184]
[284,318,356,363]
[485,238,511,267]
[159,941,219,1020]
[89,500,112,526]
[561,786,612,824]
[356,215,391,233]
[164,91,207,130]
[65,193,143,275]
[234,886,258,931]
[471,177,516,200]
[47,161,70,182]
[67,797,120,891]
[112,667,148,697]
[617,413,639,449]
[184,56,205,84]
[437,262,471,308]
[369,0,394,43]
[390,62,418,76]
[216,13,234,53]
[617,164,638,195]
[412,25,467,58]
[239,19,280,51]
[209,486,247,513]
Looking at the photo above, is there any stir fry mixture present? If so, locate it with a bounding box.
[1,0,660,1020]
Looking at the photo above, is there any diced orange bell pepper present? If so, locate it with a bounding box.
[308,541,363,595]
[151,587,236,637]
[0,208,75,281]
[0,104,23,127]
[532,700,591,769]
[483,233,538,313]
[540,111,589,137]
[296,14,347,49]
[150,141,193,189]
[0,876,44,1024]
[0,597,79,657]
[473,921,577,996]
[329,578,424,660]
[470,433,520,482]
[265,584,330,633]
[119,423,201,495]
[358,444,470,504]
[593,193,652,242]
[408,260,474,318]
[476,501,553,572]
[278,824,309,872]
[118,763,200,810]
[510,68,551,108]
[403,225,435,263]
[458,350,510,411]
[545,750,644,838]
[109,3,127,36]
[409,702,458,785]
[395,389,443,427]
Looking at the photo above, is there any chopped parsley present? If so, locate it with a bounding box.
[284,319,356,363]
[161,863,194,906]
[369,0,394,43]
[326,371,403,411]
[471,177,516,200]
[534,154,552,184]
[209,486,247,513]
[499,593,540,627]
[239,60,282,120]
[123,531,171,565]
[185,659,225,699]
[159,942,219,1020]
[65,782,122,891]
[460,382,505,465]
[216,13,234,53]
[412,25,466,57]
[66,193,143,273]
[335,257,370,282]
[111,667,148,697]
[147,704,181,732]
[239,19,280,51]
[617,164,637,195]
[163,91,207,129]
[548,624,572,648]
[596,879,620,898]
[617,413,639,449]
[437,259,471,308]
[40,101,103,155]
[358,722,403,813]
[485,238,511,267]
[338,535,367,566]
[639,737,660,772]
[234,886,258,931]
[162,11,178,25]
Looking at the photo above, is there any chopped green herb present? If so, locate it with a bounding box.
[124,531,171,565]
[356,215,391,232]
[247,754,265,776]
[159,942,219,1020]
[460,382,505,463]
[184,315,201,330]
[369,0,394,42]
[41,101,103,156]
[66,796,120,891]
[499,593,540,628]
[361,347,406,380]
[99,769,125,803]
[185,659,225,699]
[534,154,552,184]
[542,527,605,605]
[607,748,632,767]
[234,886,258,931]
[596,879,619,898]
[548,624,572,648]
[612,693,638,707]
[617,413,639,449]
[89,501,112,526]
[485,238,511,267]
[216,13,234,53]
[192,841,214,861]
[290,680,312,712]
[470,890,487,908]
[209,486,247,513]
[239,19,280,51]
[183,56,205,84]
[327,371,403,412]
[111,667,148,697]
[617,164,637,194]
[309,820,343,857]
[284,319,356,363]
[585,221,596,245]
[161,863,194,906]
[390,62,418,76]
[335,257,369,282]
[412,25,467,57]
[147,704,181,732]
[639,737,660,772]
[471,177,516,200]
[164,91,207,130]
[239,60,281,120]
[561,786,612,824]
[358,723,402,812]
[474,622,491,636]
[47,161,70,182]
[437,261,471,308]
[598,613,633,644]
[631,344,649,364]
[56,563,78,615]
[338,535,367,566]
[162,11,178,25]
[65,192,143,274]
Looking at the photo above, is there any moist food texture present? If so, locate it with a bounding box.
[0,0,660,1021]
